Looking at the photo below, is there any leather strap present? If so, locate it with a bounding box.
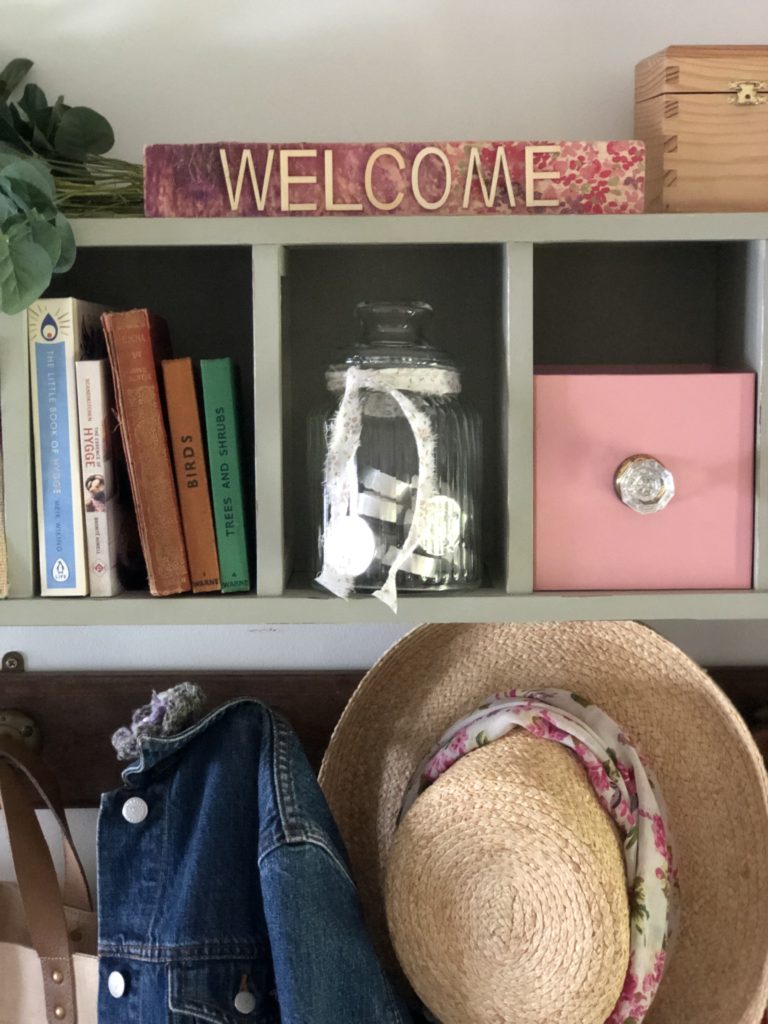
[0,760,77,1023]
[0,735,92,912]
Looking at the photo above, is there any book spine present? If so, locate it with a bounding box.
[201,358,251,593]
[28,299,88,595]
[102,310,191,596]
[162,358,221,593]
[75,361,123,597]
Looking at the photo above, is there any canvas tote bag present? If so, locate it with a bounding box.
[0,735,97,1024]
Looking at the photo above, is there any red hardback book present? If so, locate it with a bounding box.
[101,310,191,596]
[162,357,221,593]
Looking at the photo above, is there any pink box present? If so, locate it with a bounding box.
[534,368,756,591]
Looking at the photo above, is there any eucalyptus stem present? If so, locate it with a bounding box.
[50,155,145,217]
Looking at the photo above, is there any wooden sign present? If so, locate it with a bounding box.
[144,140,645,217]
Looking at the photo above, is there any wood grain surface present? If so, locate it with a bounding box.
[0,665,764,806]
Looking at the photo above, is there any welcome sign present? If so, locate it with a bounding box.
[144,140,645,217]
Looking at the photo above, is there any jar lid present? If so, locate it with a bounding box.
[329,300,458,373]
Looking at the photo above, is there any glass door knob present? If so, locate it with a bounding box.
[614,455,674,515]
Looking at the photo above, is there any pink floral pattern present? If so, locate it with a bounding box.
[401,689,675,1024]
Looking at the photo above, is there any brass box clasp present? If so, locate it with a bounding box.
[728,80,767,106]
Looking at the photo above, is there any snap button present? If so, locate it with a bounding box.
[108,970,127,998]
[122,797,148,824]
[234,990,257,1014]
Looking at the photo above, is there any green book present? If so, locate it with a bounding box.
[200,358,251,593]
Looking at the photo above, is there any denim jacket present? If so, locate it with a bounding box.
[97,699,411,1023]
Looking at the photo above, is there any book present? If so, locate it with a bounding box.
[144,140,646,217]
[28,298,107,596]
[162,357,221,593]
[101,310,191,597]
[200,358,250,593]
[75,359,125,597]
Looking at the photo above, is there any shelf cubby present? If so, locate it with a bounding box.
[0,215,766,623]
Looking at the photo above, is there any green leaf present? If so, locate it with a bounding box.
[0,179,56,221]
[54,106,114,160]
[476,730,490,747]
[9,103,33,143]
[53,212,75,272]
[0,103,24,144]
[30,124,53,154]
[0,156,57,201]
[0,221,54,315]
[570,692,592,708]
[49,95,69,134]
[0,59,33,103]
[0,192,17,222]
[19,83,48,118]
[27,209,61,268]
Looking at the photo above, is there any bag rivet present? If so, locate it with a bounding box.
[52,970,63,984]
[54,1007,66,1019]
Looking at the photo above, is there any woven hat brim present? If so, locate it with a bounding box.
[319,621,768,1024]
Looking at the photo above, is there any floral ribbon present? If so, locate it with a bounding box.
[317,365,459,611]
[401,689,676,1024]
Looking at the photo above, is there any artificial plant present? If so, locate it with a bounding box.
[0,57,143,315]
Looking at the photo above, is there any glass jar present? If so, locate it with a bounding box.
[309,300,482,607]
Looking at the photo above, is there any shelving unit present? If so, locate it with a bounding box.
[1,212,766,625]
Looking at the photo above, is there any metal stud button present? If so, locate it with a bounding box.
[234,990,258,1014]
[108,971,127,998]
[121,797,149,824]
[51,969,63,984]
[53,1008,65,1020]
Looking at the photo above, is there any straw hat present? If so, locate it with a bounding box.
[319,622,768,1024]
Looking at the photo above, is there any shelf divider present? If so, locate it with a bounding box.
[503,242,535,593]
[252,245,287,595]
[0,311,35,598]
[749,240,768,590]
[718,239,768,591]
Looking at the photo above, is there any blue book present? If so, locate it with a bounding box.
[28,298,107,595]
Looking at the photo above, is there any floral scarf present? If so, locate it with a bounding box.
[401,689,676,1024]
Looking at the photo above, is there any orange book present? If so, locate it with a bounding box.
[101,310,191,596]
[162,358,221,593]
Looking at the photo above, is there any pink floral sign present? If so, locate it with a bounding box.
[144,140,645,217]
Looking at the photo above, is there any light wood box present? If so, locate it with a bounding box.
[635,45,768,212]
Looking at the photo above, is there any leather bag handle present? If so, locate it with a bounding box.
[0,760,79,1023]
[0,735,92,912]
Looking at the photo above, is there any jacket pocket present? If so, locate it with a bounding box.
[168,960,279,1024]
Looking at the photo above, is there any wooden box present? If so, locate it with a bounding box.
[635,46,768,212]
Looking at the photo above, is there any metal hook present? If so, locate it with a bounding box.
[0,710,41,752]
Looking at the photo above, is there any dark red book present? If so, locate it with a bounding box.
[101,310,191,596]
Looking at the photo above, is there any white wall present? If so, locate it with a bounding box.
[2,0,768,882]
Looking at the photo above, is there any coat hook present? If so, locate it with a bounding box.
[2,652,25,673]
[0,710,41,751]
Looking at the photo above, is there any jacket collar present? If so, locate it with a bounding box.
[122,698,257,783]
